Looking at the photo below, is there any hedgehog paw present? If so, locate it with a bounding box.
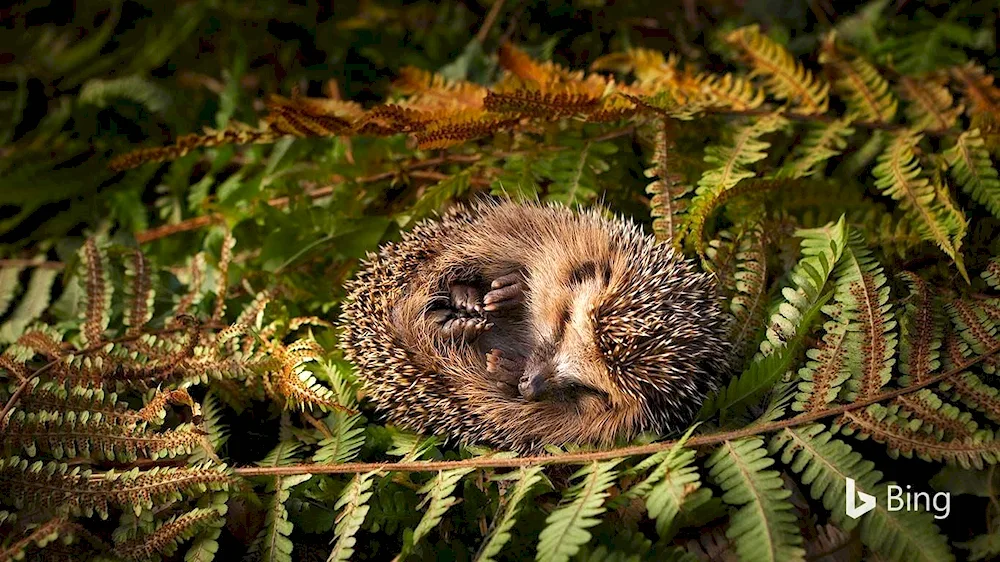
[441,315,493,342]
[484,273,525,312]
[449,283,483,314]
[486,348,524,386]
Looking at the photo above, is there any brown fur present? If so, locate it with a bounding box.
[340,200,732,452]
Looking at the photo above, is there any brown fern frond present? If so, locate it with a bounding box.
[724,24,830,114]
[15,326,65,361]
[796,312,850,413]
[943,371,1000,425]
[948,297,999,356]
[262,94,362,137]
[79,238,111,348]
[949,62,1000,117]
[898,75,963,132]
[123,249,155,337]
[484,89,601,118]
[0,457,234,517]
[584,94,639,122]
[819,32,897,123]
[112,507,222,561]
[850,271,896,400]
[135,388,200,425]
[413,110,523,150]
[108,127,278,172]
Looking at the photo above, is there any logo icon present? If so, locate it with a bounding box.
[846,477,876,519]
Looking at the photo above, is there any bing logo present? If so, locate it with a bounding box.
[845,477,876,519]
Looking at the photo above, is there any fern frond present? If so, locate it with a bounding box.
[701,218,846,422]
[724,24,830,114]
[0,458,233,518]
[404,468,474,555]
[949,62,1000,116]
[840,404,1000,469]
[0,516,78,562]
[122,249,155,337]
[894,389,976,440]
[947,297,999,356]
[484,88,601,118]
[413,110,522,150]
[646,118,691,247]
[474,466,545,562]
[898,75,963,132]
[686,113,788,252]
[327,471,378,562]
[540,137,617,206]
[793,304,850,413]
[251,474,311,562]
[643,446,712,541]
[312,412,366,464]
[836,231,898,401]
[984,257,1000,290]
[113,507,222,561]
[942,371,1000,425]
[819,33,897,122]
[897,272,943,386]
[536,460,620,562]
[0,268,58,344]
[770,425,954,561]
[944,128,1000,220]
[777,119,855,179]
[0,265,22,319]
[706,438,805,562]
[872,131,968,281]
[728,218,769,365]
[79,237,112,347]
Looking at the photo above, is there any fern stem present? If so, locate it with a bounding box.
[233,341,1000,475]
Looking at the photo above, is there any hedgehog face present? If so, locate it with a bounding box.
[519,259,619,406]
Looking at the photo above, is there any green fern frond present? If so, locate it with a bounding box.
[0,265,23,319]
[819,34,897,123]
[643,446,713,541]
[835,231,898,401]
[872,131,968,281]
[777,120,855,179]
[0,268,58,344]
[251,474,311,562]
[897,272,943,386]
[984,257,1000,290]
[646,119,692,247]
[727,218,769,366]
[706,438,805,562]
[700,217,846,422]
[540,137,618,206]
[475,466,545,562]
[760,217,848,358]
[536,460,620,562]
[792,304,850,413]
[686,113,788,252]
[406,468,475,554]
[946,297,999,356]
[944,128,1000,220]
[770,425,954,561]
[327,471,378,562]
[312,412,366,464]
[725,25,830,114]
[0,457,233,518]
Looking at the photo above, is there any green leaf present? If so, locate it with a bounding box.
[536,460,620,562]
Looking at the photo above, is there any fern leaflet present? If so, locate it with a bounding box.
[536,460,620,562]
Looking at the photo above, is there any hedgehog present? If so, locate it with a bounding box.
[339,200,732,452]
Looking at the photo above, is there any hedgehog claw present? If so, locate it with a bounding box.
[486,348,524,385]
[440,316,490,343]
[450,283,483,314]
[484,273,525,312]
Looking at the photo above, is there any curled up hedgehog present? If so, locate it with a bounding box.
[340,200,732,452]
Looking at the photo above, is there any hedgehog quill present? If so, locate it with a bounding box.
[340,201,732,452]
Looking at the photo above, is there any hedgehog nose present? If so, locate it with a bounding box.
[519,364,548,401]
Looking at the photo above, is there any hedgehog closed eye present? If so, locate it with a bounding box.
[339,200,733,452]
